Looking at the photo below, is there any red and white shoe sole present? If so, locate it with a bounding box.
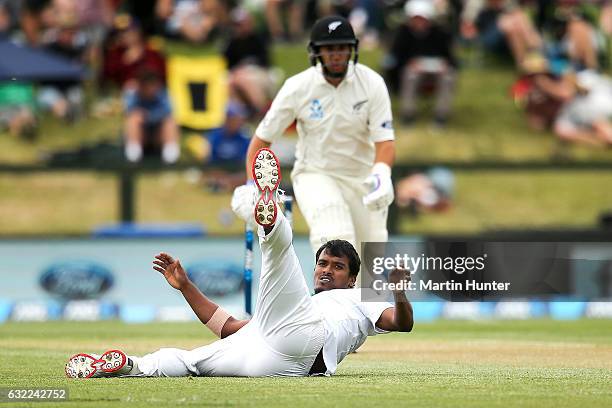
[65,349,127,379]
[252,148,281,227]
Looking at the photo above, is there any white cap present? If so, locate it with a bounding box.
[575,69,600,92]
[404,0,435,19]
[230,7,250,23]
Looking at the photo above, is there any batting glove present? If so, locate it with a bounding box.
[362,162,394,211]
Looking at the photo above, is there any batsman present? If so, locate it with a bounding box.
[243,15,396,257]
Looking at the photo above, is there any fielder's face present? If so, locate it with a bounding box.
[313,249,356,294]
[318,44,352,77]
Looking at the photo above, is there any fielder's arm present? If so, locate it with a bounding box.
[375,267,414,332]
[153,253,249,338]
[245,135,272,179]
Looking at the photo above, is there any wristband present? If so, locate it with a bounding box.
[206,307,231,337]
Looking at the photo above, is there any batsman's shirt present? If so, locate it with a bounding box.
[255,62,395,180]
[312,288,393,375]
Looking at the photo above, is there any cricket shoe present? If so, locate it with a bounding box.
[252,148,282,227]
[65,349,134,379]
[231,183,287,225]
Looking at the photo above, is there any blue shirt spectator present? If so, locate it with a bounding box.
[207,127,250,164]
[123,69,180,164]
[124,87,172,125]
[207,101,250,164]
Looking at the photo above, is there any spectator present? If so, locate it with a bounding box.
[121,0,159,36]
[0,81,37,139]
[347,1,382,50]
[395,167,455,216]
[73,0,114,28]
[207,102,250,165]
[601,1,612,37]
[123,69,180,163]
[0,0,18,40]
[102,14,166,90]
[202,101,250,192]
[155,0,225,43]
[511,52,575,131]
[223,7,277,119]
[72,0,116,70]
[27,0,114,49]
[544,7,601,73]
[20,0,53,46]
[316,0,351,18]
[387,0,457,126]
[224,8,269,71]
[265,0,305,42]
[554,70,612,146]
[38,20,89,121]
[461,0,542,67]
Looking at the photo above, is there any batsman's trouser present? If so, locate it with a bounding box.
[292,171,389,258]
[135,209,325,377]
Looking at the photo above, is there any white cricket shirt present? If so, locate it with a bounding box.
[255,62,395,179]
[311,288,393,375]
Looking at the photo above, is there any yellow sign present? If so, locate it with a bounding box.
[167,56,228,130]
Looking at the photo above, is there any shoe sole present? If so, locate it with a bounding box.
[252,148,281,227]
[65,349,127,379]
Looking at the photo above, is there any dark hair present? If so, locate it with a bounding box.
[136,68,162,84]
[315,239,360,277]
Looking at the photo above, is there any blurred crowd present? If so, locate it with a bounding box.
[1,0,612,170]
[385,0,612,148]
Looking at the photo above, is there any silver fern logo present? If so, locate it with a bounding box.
[328,21,342,33]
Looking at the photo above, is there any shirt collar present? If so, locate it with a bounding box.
[313,61,356,86]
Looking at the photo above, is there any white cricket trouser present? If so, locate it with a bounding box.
[135,210,325,377]
[292,172,389,257]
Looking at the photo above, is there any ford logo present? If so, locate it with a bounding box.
[40,261,114,300]
[186,260,243,296]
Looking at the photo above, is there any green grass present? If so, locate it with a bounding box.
[0,320,611,407]
[400,170,612,234]
[1,170,610,235]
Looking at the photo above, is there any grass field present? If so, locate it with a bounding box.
[1,320,611,407]
[1,170,611,235]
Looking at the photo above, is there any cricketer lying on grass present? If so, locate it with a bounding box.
[65,148,413,379]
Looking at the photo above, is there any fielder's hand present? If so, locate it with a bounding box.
[153,252,190,291]
[388,267,411,286]
[363,162,394,211]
